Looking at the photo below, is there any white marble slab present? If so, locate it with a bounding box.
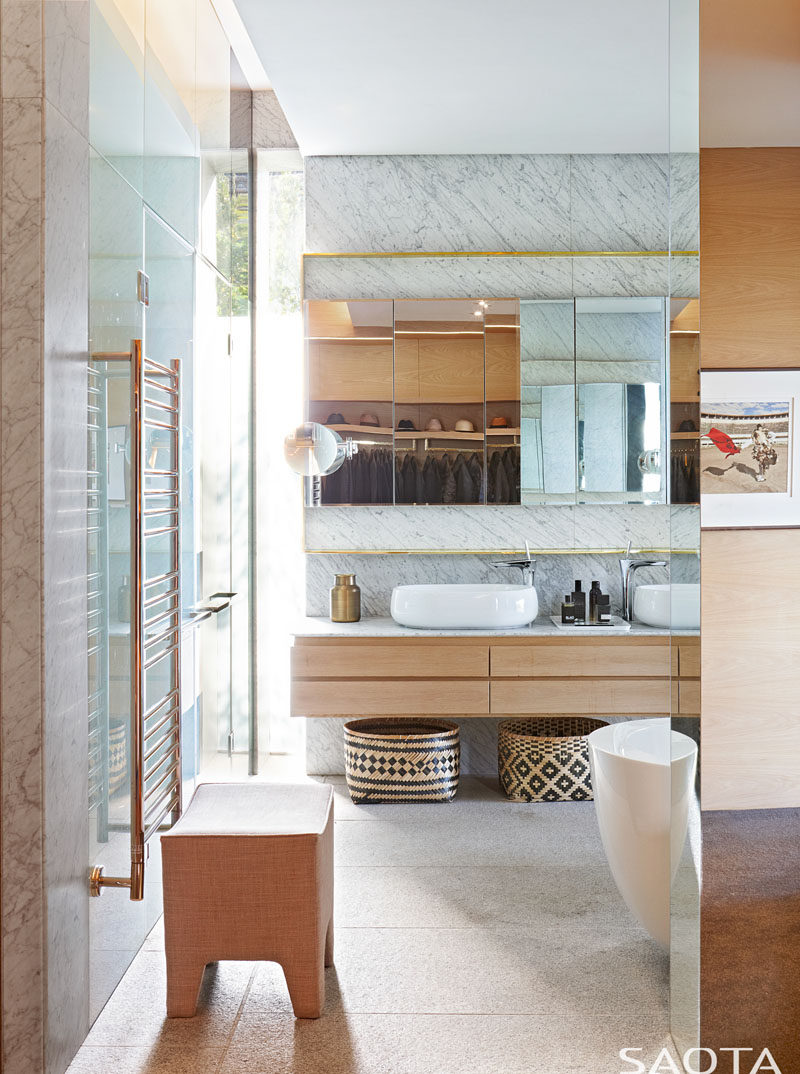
[303,254,574,301]
[670,255,700,298]
[44,0,89,137]
[253,89,298,149]
[572,255,670,297]
[305,503,689,554]
[670,505,701,551]
[293,615,695,639]
[2,0,43,98]
[305,504,577,553]
[43,99,91,1074]
[305,549,685,620]
[570,154,669,252]
[306,154,571,254]
[1,92,45,1074]
[670,153,700,253]
[230,88,252,149]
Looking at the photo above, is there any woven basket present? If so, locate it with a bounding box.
[498,717,608,802]
[344,718,460,804]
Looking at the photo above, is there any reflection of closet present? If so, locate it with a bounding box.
[670,299,700,503]
[306,299,522,505]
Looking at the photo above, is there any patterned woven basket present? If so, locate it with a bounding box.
[498,717,608,802]
[344,718,460,804]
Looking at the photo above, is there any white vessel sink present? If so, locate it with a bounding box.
[633,583,700,630]
[390,584,539,630]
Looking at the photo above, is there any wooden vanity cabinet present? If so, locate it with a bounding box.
[290,635,700,718]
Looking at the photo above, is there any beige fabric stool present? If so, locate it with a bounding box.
[161,782,334,1019]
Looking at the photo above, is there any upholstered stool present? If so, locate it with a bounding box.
[161,781,334,1019]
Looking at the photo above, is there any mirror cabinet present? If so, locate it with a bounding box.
[304,296,699,508]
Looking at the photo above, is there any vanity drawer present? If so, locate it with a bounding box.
[491,678,671,715]
[292,679,489,717]
[291,643,488,680]
[674,679,701,715]
[675,641,700,679]
[490,641,669,679]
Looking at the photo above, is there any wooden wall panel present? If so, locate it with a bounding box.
[700,148,800,368]
[701,529,800,810]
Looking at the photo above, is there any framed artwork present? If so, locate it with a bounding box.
[700,370,800,528]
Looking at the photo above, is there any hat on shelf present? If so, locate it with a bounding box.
[426,417,444,431]
[454,419,475,433]
[325,412,346,425]
[359,413,380,427]
[489,416,510,428]
[397,419,416,431]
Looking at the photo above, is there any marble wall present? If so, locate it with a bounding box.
[302,150,700,775]
[305,504,700,554]
[1,7,47,1069]
[305,548,699,620]
[305,153,699,254]
[42,2,92,1066]
[1,4,91,1074]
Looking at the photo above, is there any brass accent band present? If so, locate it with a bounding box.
[304,547,697,556]
[303,250,699,259]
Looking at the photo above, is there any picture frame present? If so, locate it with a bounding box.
[700,369,800,528]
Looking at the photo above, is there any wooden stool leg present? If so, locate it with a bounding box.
[282,941,326,1019]
[166,957,207,1018]
[324,917,334,967]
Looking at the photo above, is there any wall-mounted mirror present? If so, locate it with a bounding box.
[304,295,690,507]
[305,299,394,505]
[575,297,667,505]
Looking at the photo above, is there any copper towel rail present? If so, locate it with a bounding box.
[90,339,182,900]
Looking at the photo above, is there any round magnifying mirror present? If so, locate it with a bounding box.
[284,422,353,477]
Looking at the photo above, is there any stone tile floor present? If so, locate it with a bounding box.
[69,773,679,1074]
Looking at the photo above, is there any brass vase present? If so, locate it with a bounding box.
[330,573,361,623]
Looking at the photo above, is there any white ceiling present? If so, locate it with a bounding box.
[235,0,699,156]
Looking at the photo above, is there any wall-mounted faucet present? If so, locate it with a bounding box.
[491,540,536,587]
[619,541,667,621]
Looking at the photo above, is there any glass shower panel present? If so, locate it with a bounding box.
[143,0,198,246]
[142,209,198,801]
[229,149,253,769]
[87,155,145,1022]
[197,0,232,276]
[195,263,239,763]
[89,0,145,193]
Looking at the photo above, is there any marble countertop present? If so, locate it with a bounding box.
[293,615,699,639]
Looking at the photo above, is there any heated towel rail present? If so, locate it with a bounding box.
[90,339,182,899]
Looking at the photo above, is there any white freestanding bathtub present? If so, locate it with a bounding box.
[587,719,697,947]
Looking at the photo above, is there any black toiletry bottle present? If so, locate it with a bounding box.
[561,595,576,624]
[596,595,611,623]
[572,581,586,623]
[588,580,602,624]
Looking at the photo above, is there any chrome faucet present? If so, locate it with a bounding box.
[491,541,536,587]
[619,541,667,621]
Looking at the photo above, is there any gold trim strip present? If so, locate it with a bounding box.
[303,547,698,556]
[302,250,699,259]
